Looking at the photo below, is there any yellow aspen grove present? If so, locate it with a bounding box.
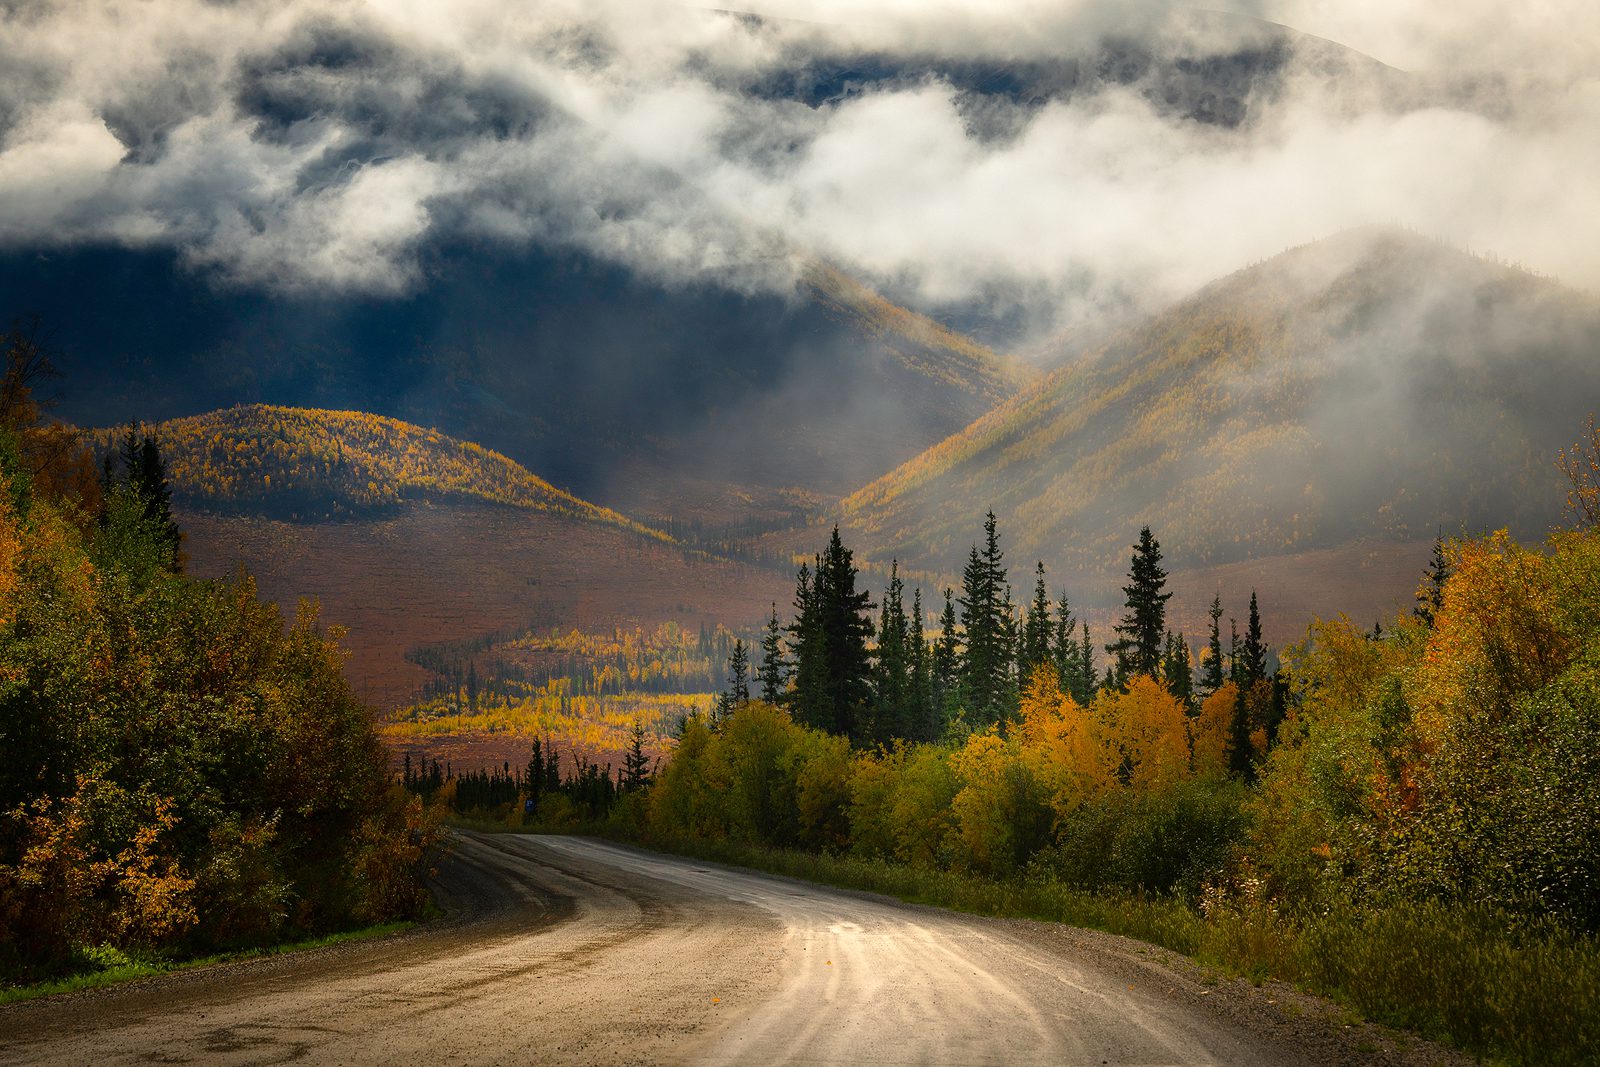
[1095,676,1191,793]
[1190,683,1238,778]
[1016,664,1107,818]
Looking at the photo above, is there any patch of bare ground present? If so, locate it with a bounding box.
[180,504,791,710]
[1165,537,1436,647]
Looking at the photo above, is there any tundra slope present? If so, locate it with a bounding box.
[0,832,1460,1066]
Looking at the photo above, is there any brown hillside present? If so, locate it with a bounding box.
[181,506,790,710]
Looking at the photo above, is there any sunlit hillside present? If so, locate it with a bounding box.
[802,262,1027,404]
[841,227,1600,579]
[93,404,667,538]
[381,621,744,773]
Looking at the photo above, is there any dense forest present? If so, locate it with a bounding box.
[656,512,1299,884]
[0,330,438,985]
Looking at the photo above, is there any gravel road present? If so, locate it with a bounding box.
[0,832,1461,1066]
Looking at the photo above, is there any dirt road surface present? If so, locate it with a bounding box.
[0,832,1456,1066]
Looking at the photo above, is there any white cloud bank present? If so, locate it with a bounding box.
[0,0,1595,334]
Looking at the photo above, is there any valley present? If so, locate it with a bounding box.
[6,3,1599,1061]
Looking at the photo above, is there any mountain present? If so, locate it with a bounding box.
[94,404,664,537]
[110,405,791,708]
[21,243,1019,530]
[838,228,1600,592]
[10,8,1492,536]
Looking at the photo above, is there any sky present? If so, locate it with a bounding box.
[1,0,1596,339]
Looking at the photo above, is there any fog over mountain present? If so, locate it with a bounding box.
[3,0,1597,535]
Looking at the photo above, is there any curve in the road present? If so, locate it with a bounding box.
[0,831,1405,1066]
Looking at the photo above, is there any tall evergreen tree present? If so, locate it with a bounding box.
[1078,622,1098,699]
[1050,592,1079,700]
[958,511,1015,725]
[757,602,789,704]
[622,722,652,791]
[872,562,912,742]
[1163,633,1195,712]
[1415,535,1450,628]
[1228,618,1242,686]
[1200,593,1225,695]
[1225,689,1255,782]
[114,424,181,567]
[727,639,750,704]
[908,587,936,741]
[809,527,876,740]
[933,587,960,723]
[1105,526,1171,686]
[1019,561,1053,686]
[1239,591,1267,688]
[716,640,750,723]
[788,561,828,728]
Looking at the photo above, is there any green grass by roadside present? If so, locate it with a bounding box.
[464,816,1599,1067]
[0,921,416,1008]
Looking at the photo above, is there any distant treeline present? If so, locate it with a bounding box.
[407,621,749,705]
[403,731,654,825]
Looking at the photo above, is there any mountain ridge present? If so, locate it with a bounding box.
[837,227,1599,583]
[93,403,671,541]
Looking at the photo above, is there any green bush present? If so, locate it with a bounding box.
[1040,777,1251,898]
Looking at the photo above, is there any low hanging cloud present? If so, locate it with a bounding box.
[0,0,1596,336]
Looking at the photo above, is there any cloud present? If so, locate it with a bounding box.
[0,0,1595,335]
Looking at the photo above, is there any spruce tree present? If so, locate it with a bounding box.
[1105,526,1171,686]
[872,562,912,742]
[1078,622,1097,700]
[725,639,750,705]
[787,561,829,729]
[933,587,960,723]
[623,722,651,791]
[133,431,181,568]
[908,587,936,741]
[1200,594,1225,694]
[958,511,1015,725]
[1239,591,1267,688]
[809,527,875,740]
[1163,633,1194,712]
[1051,592,1079,700]
[1225,689,1254,782]
[1415,535,1450,628]
[1228,618,1242,686]
[112,424,181,567]
[1019,561,1053,686]
[757,602,788,704]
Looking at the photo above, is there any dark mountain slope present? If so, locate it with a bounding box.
[16,242,1019,526]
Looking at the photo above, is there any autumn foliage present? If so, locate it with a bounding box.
[88,404,667,539]
[0,407,440,981]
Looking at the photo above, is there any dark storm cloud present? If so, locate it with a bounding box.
[0,0,1595,332]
